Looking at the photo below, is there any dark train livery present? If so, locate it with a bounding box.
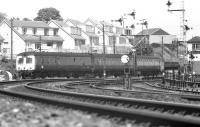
[16,52,167,78]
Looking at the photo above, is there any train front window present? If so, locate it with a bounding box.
[26,57,32,64]
[18,58,23,64]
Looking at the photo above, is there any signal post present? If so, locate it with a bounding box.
[121,55,131,90]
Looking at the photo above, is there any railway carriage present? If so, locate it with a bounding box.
[16,52,164,78]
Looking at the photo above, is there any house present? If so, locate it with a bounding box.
[65,19,91,52]
[84,18,133,54]
[0,19,63,59]
[187,36,200,74]
[48,20,87,53]
[136,28,176,44]
[0,34,4,53]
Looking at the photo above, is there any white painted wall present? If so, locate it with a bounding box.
[149,35,176,44]
[0,22,25,58]
[48,22,75,50]
[187,43,192,51]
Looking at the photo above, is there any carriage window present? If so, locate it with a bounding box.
[18,58,23,64]
[26,57,32,64]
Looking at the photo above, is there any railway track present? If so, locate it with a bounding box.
[1,79,200,126]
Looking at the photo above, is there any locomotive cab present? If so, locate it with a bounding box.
[16,54,36,71]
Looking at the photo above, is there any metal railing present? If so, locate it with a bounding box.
[163,72,200,90]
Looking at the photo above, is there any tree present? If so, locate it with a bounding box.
[23,18,31,21]
[0,12,7,22]
[34,7,63,22]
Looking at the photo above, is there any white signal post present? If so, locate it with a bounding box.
[121,55,130,64]
[121,55,131,90]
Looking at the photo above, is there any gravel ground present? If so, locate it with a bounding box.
[0,94,152,127]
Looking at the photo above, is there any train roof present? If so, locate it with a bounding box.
[17,52,161,59]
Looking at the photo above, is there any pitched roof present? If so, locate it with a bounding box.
[66,19,84,26]
[70,34,85,40]
[131,36,146,47]
[8,20,51,28]
[85,18,114,36]
[137,28,170,35]
[85,18,113,28]
[85,32,99,37]
[22,35,64,42]
[51,20,69,27]
[187,36,200,43]
[0,34,4,41]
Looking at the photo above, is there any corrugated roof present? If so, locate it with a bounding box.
[22,35,64,42]
[187,36,200,43]
[9,20,51,28]
[137,28,170,35]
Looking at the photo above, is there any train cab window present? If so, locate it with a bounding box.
[26,57,32,64]
[18,58,23,64]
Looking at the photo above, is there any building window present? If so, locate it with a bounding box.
[53,29,58,36]
[3,42,8,44]
[2,48,10,53]
[86,25,95,33]
[129,38,134,45]
[192,44,195,50]
[44,28,49,36]
[119,37,126,44]
[90,37,99,46]
[71,27,81,36]
[75,39,85,46]
[109,36,116,46]
[28,48,33,52]
[18,58,23,64]
[35,43,41,50]
[33,28,37,35]
[196,44,200,50]
[22,28,27,34]
[124,29,132,35]
[26,57,32,64]
[116,27,123,34]
[47,43,53,47]
[104,26,113,33]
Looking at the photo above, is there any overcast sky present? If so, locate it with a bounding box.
[1,0,199,40]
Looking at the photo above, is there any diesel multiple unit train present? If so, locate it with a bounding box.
[16,52,177,78]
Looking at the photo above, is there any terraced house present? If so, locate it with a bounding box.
[0,19,63,58]
[49,18,133,54]
[84,18,133,54]
[0,18,135,59]
[48,20,87,53]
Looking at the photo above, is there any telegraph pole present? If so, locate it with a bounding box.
[161,36,164,60]
[102,22,106,78]
[166,0,188,73]
[39,35,42,52]
[10,18,14,60]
